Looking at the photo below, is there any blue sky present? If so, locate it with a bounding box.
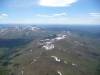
[0,0,100,25]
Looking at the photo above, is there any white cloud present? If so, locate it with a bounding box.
[36,13,67,17]
[36,14,52,17]
[89,12,100,17]
[39,0,77,7]
[1,13,8,17]
[54,13,67,16]
[0,13,8,19]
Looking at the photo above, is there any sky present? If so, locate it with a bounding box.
[0,0,100,25]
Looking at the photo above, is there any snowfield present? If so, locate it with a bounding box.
[41,33,67,50]
[42,43,54,50]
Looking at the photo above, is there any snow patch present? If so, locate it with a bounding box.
[31,27,40,31]
[30,49,32,52]
[55,35,66,40]
[57,71,62,75]
[72,63,77,66]
[51,56,61,62]
[21,70,24,75]
[64,61,68,64]
[43,43,54,50]
[31,59,37,64]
